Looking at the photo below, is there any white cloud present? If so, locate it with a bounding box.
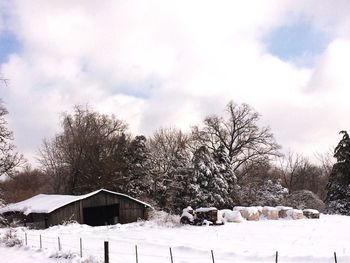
[307,39,350,93]
[0,1,7,34]
[294,0,350,37]
[1,0,350,164]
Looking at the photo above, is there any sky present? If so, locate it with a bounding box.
[1,0,350,165]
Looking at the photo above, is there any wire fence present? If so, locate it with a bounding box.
[23,232,104,260]
[20,232,342,263]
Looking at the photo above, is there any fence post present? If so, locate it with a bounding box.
[135,245,138,263]
[58,237,61,251]
[169,247,174,263]
[334,252,338,263]
[80,238,83,258]
[104,241,109,263]
[211,250,215,263]
[25,233,27,246]
[275,251,278,263]
[39,234,42,249]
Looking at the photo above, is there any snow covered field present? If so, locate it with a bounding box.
[1,214,350,263]
[0,245,69,263]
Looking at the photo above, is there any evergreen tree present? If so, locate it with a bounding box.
[334,131,350,164]
[325,131,350,215]
[237,179,288,206]
[168,166,194,212]
[124,135,152,198]
[186,146,233,209]
[213,144,237,201]
[148,128,192,209]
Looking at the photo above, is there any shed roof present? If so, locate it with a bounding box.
[0,189,152,216]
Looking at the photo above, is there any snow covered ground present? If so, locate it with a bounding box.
[1,214,350,263]
[0,245,72,263]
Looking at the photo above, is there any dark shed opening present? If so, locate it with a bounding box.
[83,204,119,226]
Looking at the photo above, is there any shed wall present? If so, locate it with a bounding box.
[48,201,82,226]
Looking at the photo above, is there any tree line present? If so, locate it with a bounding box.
[0,98,335,213]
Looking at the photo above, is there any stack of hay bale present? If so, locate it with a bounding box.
[229,206,320,221]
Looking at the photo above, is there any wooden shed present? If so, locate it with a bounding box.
[0,189,152,228]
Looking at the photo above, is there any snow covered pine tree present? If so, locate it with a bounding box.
[187,146,234,208]
[325,131,350,215]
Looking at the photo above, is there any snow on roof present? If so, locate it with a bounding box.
[0,189,152,216]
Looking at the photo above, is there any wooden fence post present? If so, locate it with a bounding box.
[39,235,42,249]
[334,252,338,263]
[58,237,61,251]
[211,250,215,263]
[275,251,278,263]
[169,247,174,263]
[135,245,138,263]
[104,241,109,263]
[80,238,83,258]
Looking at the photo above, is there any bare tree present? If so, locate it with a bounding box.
[39,105,128,194]
[191,101,281,175]
[0,101,24,177]
[278,152,325,196]
[148,127,192,207]
[315,150,334,176]
[279,152,305,191]
[314,150,334,199]
[38,138,69,193]
[0,165,49,203]
[149,127,191,176]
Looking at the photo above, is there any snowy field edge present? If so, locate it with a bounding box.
[2,214,350,263]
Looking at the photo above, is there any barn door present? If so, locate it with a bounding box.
[83,204,119,226]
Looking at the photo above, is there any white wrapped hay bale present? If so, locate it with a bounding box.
[221,209,244,223]
[286,209,304,220]
[276,206,293,218]
[233,206,260,221]
[303,209,320,219]
[262,206,279,220]
[180,206,194,224]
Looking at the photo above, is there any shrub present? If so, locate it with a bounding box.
[0,229,23,247]
[284,190,325,212]
[147,210,181,227]
[237,180,288,206]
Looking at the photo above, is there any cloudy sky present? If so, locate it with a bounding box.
[1,0,350,165]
